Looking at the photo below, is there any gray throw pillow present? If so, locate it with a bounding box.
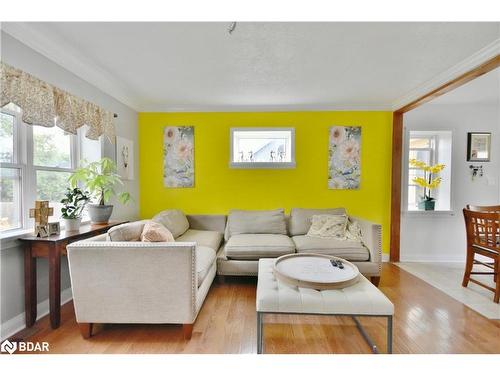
[152,209,190,238]
[226,209,287,240]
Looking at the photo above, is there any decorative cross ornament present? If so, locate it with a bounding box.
[29,200,54,237]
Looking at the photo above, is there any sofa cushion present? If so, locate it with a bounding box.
[108,220,148,241]
[225,234,295,260]
[177,229,223,251]
[292,235,369,261]
[196,246,216,287]
[289,208,347,236]
[152,209,190,238]
[226,209,287,240]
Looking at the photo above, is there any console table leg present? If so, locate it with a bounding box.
[49,243,61,329]
[257,312,263,354]
[387,315,393,354]
[24,243,37,327]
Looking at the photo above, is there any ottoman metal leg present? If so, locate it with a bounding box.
[257,312,264,354]
[352,316,379,354]
[387,315,393,354]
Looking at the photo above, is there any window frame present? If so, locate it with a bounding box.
[407,134,437,211]
[0,107,25,232]
[403,128,454,214]
[229,127,296,169]
[0,107,99,236]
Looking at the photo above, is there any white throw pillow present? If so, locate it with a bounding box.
[345,219,363,241]
[306,214,348,238]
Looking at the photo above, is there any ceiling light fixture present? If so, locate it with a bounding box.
[228,22,237,34]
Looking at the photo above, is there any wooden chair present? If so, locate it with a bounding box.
[462,209,500,303]
[466,205,500,213]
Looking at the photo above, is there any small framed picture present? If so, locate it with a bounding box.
[35,224,50,238]
[467,132,491,162]
[48,222,61,235]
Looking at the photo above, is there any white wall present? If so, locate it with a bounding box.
[0,32,139,338]
[401,102,500,262]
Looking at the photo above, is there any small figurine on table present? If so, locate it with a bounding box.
[29,200,54,238]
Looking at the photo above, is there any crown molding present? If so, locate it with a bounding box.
[392,38,500,111]
[137,103,393,113]
[1,22,141,111]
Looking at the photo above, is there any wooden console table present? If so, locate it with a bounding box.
[19,221,127,329]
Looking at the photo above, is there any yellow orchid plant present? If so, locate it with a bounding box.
[409,159,446,202]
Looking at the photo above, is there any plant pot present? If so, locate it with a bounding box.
[418,200,435,211]
[87,204,114,224]
[62,217,82,231]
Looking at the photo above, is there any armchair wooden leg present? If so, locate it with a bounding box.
[494,260,498,283]
[370,276,380,287]
[462,249,474,287]
[495,281,500,304]
[494,261,500,303]
[79,323,93,339]
[183,324,194,339]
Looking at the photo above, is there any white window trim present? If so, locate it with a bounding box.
[403,127,455,216]
[1,108,98,239]
[229,127,296,169]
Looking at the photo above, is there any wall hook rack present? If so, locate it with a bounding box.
[469,165,484,179]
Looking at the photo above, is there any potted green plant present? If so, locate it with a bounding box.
[69,157,131,224]
[60,187,91,231]
[409,159,445,211]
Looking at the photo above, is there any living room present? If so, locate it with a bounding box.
[1,1,499,373]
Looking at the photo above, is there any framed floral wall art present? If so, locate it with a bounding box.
[163,126,194,188]
[328,126,361,189]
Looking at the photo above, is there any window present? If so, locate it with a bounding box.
[1,107,22,231]
[0,105,101,234]
[230,128,295,168]
[33,125,75,218]
[0,112,15,163]
[406,130,452,212]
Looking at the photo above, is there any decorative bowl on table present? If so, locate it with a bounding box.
[273,253,360,290]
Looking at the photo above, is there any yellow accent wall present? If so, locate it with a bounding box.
[138,111,393,252]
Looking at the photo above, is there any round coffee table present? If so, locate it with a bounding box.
[273,253,360,290]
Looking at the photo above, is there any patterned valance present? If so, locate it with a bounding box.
[0,61,115,141]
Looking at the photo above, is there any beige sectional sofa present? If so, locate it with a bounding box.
[67,207,381,339]
[216,208,382,283]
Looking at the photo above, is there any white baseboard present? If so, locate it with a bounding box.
[0,287,73,341]
[382,253,390,262]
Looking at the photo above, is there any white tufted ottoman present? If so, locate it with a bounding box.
[256,258,394,354]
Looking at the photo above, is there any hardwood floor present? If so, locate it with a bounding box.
[9,263,500,354]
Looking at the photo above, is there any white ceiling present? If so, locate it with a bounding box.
[430,67,500,105]
[3,22,500,112]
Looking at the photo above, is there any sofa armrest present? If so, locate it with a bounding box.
[350,216,382,264]
[67,241,197,324]
[79,233,108,242]
[186,214,227,233]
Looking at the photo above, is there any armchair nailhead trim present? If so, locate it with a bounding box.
[191,246,196,320]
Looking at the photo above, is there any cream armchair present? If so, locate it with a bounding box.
[67,233,216,339]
